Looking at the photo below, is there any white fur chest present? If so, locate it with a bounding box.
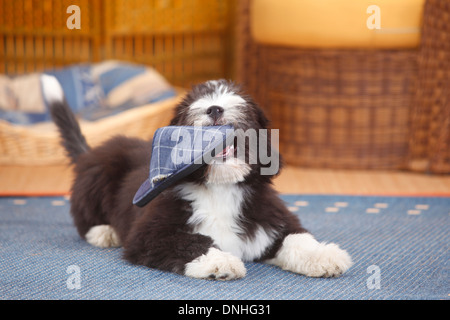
[176,183,274,261]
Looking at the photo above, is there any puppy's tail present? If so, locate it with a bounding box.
[41,74,90,164]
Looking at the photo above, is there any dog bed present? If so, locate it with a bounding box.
[0,61,184,165]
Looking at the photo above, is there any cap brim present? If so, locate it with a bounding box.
[133,161,204,207]
[133,127,235,207]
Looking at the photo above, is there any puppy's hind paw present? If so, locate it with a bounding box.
[85,225,121,248]
[184,248,246,281]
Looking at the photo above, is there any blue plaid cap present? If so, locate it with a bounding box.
[133,125,235,207]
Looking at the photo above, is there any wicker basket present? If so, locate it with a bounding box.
[251,47,417,170]
[0,0,235,87]
[0,93,183,165]
[103,0,235,87]
[237,0,450,172]
[407,0,450,173]
[0,0,102,74]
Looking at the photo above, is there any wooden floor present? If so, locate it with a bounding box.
[274,167,450,195]
[0,165,449,196]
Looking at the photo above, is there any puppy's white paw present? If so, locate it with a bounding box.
[303,242,353,277]
[85,225,121,248]
[184,248,246,280]
[267,233,352,278]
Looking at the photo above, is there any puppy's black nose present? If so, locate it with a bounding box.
[206,106,224,120]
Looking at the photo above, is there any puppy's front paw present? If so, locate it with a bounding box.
[305,242,353,277]
[184,248,246,280]
[267,233,353,278]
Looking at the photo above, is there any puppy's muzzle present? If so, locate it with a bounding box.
[206,106,224,124]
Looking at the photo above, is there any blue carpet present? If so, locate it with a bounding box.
[0,195,448,300]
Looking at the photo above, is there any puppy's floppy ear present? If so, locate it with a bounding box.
[169,83,203,125]
[250,101,284,178]
[242,93,269,130]
[169,95,191,125]
[256,106,270,130]
[169,109,183,125]
[258,122,284,178]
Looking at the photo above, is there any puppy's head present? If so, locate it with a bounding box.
[170,79,280,185]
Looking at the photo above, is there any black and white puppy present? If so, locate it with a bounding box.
[43,75,352,280]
